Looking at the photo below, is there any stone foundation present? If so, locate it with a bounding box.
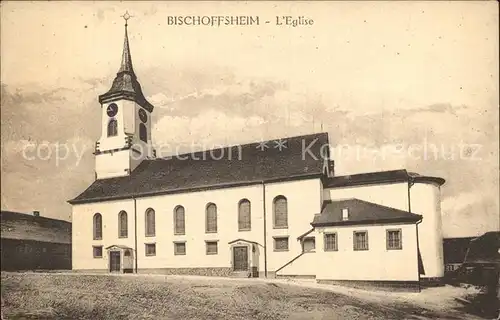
[137,267,233,277]
[276,274,316,280]
[72,269,108,274]
[316,279,421,292]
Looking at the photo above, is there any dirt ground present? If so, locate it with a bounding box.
[0,272,488,320]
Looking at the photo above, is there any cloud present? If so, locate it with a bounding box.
[442,192,484,216]
[148,92,174,109]
[152,109,267,156]
[442,191,499,237]
[1,82,100,219]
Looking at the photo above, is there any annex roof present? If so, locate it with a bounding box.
[324,169,445,188]
[311,198,422,227]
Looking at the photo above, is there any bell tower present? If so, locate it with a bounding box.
[94,12,155,180]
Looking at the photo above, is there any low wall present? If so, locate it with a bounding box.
[317,279,421,292]
[137,267,232,277]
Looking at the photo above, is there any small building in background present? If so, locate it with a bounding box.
[1,210,72,271]
[461,231,500,285]
[443,236,476,275]
[443,232,500,285]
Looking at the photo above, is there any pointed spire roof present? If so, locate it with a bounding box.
[118,22,134,74]
[99,14,154,112]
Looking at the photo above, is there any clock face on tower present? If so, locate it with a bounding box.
[138,108,148,123]
[106,103,118,117]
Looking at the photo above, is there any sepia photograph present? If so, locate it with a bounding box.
[1,1,499,319]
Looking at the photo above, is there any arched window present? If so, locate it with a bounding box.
[145,208,155,237]
[93,213,102,240]
[107,119,118,137]
[174,206,185,235]
[139,123,147,143]
[205,203,217,233]
[238,199,251,231]
[273,196,288,228]
[118,211,128,238]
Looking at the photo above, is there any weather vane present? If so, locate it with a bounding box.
[121,11,133,26]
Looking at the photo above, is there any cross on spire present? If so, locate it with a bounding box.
[121,11,133,27]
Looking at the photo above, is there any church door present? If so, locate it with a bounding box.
[109,251,121,272]
[233,246,248,271]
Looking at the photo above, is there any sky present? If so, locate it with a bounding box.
[1,1,498,237]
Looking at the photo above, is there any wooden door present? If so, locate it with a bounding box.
[109,251,121,272]
[233,246,248,271]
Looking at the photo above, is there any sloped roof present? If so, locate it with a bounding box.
[463,231,500,265]
[228,239,261,246]
[443,237,476,264]
[69,132,330,204]
[324,169,445,188]
[311,198,422,227]
[0,211,71,244]
[105,244,133,250]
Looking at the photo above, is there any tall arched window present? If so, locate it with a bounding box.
[107,119,118,137]
[205,203,217,233]
[273,196,288,228]
[145,208,155,237]
[118,211,128,238]
[174,206,185,235]
[93,213,102,240]
[238,199,251,231]
[139,123,147,143]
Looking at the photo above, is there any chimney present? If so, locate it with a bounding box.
[341,208,349,221]
[33,211,40,217]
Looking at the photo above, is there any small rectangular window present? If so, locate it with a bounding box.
[145,243,156,256]
[93,246,103,258]
[324,233,338,251]
[445,264,456,272]
[273,237,289,252]
[342,208,349,221]
[206,241,218,255]
[174,242,186,255]
[386,229,402,250]
[302,237,316,252]
[353,231,369,251]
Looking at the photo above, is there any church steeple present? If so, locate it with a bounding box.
[98,12,154,112]
[94,12,155,180]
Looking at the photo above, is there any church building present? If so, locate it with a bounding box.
[69,20,446,291]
